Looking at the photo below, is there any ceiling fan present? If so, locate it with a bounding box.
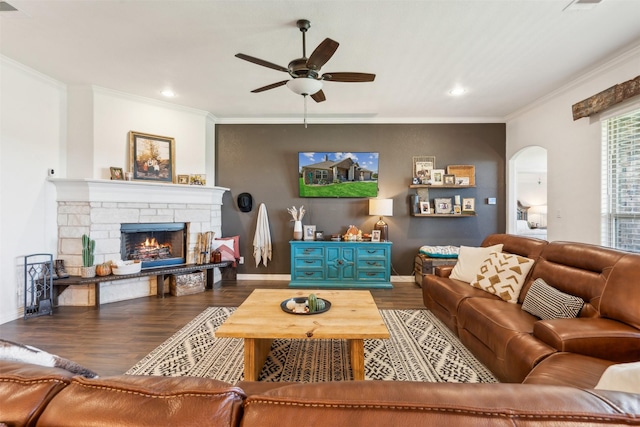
[235,19,376,103]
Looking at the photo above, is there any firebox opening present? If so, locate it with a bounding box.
[121,223,186,268]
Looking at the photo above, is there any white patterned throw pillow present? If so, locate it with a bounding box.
[470,252,534,303]
[521,278,584,319]
[449,244,504,283]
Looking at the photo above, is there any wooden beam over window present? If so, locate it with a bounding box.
[572,75,640,121]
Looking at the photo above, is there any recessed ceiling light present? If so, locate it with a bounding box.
[161,89,175,97]
[449,87,466,96]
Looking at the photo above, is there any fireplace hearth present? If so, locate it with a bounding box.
[121,223,186,268]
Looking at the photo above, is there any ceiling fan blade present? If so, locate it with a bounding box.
[251,80,289,93]
[307,38,339,70]
[311,90,326,103]
[235,53,289,73]
[322,72,376,82]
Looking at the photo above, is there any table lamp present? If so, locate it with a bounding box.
[369,198,393,241]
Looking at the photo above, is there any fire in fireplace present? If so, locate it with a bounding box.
[121,223,186,268]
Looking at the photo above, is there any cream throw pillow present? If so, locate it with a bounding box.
[449,244,504,283]
[470,252,534,303]
[595,361,640,394]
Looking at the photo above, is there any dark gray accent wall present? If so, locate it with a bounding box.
[216,123,505,276]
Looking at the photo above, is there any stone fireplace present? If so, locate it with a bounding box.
[51,178,229,306]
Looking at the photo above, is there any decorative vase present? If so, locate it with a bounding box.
[293,220,303,240]
[80,265,96,278]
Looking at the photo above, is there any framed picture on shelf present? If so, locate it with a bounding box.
[456,176,470,185]
[443,174,456,185]
[419,201,431,214]
[371,230,381,242]
[129,131,175,183]
[303,225,316,241]
[177,174,189,184]
[434,198,453,214]
[462,198,476,213]
[413,156,435,182]
[189,174,206,185]
[454,205,462,215]
[431,169,445,186]
[110,167,124,180]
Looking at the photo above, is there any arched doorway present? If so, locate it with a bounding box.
[510,146,547,238]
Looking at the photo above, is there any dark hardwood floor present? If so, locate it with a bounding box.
[0,280,424,376]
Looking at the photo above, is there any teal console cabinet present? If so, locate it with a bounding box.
[289,241,392,289]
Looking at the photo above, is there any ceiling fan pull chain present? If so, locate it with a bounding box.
[304,95,308,128]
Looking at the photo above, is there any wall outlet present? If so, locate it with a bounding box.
[239,256,244,264]
[47,168,55,177]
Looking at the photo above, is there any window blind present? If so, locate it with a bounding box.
[602,108,640,252]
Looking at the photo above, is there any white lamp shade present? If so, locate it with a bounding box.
[286,78,323,95]
[369,199,393,217]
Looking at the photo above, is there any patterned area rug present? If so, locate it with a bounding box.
[126,307,497,383]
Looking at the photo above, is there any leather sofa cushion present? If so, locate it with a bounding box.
[524,352,614,388]
[426,276,500,319]
[600,253,640,329]
[37,375,245,427]
[457,298,538,359]
[242,381,640,426]
[0,361,73,427]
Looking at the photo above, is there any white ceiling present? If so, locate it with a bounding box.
[1,0,639,122]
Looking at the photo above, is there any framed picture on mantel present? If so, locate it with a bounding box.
[129,131,176,183]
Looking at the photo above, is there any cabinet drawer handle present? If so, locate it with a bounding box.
[366,272,377,276]
[337,260,344,265]
[367,250,378,254]
[304,260,315,264]
[304,249,313,254]
[304,272,315,276]
[367,261,379,266]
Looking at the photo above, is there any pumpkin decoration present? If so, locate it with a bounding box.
[95,262,112,276]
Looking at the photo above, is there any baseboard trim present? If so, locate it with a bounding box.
[236,274,415,283]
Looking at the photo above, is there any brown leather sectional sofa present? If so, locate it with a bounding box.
[2,360,639,426]
[3,233,639,426]
[423,233,640,384]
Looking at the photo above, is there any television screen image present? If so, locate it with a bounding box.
[299,152,379,198]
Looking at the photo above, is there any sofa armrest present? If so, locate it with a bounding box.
[434,265,454,277]
[533,317,640,362]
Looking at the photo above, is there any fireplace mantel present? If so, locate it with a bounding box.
[49,178,229,204]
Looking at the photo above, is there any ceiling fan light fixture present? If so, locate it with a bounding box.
[449,87,466,96]
[286,78,323,96]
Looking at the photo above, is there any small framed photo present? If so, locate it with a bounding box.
[456,176,470,186]
[371,230,381,242]
[189,174,206,185]
[177,174,189,184]
[443,174,456,185]
[454,205,462,215]
[304,225,317,241]
[462,198,476,213]
[110,167,124,180]
[434,198,453,214]
[431,169,445,186]
[315,231,324,241]
[413,156,435,182]
[419,201,431,214]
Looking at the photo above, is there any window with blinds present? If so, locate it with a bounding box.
[602,108,640,252]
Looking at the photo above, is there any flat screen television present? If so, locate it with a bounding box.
[298,152,379,198]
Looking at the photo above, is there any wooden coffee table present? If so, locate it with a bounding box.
[215,289,389,381]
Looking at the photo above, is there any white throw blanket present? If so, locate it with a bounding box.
[253,203,272,267]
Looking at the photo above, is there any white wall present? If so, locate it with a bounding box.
[0,57,66,324]
[0,60,216,324]
[91,87,213,180]
[506,44,640,244]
